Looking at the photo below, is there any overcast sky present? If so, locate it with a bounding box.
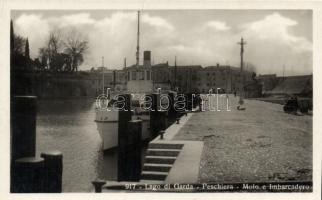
[11,10,312,76]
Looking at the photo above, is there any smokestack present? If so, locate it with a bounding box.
[144,51,151,67]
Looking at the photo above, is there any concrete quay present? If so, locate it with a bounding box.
[174,95,312,183]
[97,94,312,192]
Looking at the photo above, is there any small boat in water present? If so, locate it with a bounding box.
[95,93,151,150]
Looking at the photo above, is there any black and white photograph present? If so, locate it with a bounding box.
[0,0,320,199]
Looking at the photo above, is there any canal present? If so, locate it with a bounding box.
[36,99,118,192]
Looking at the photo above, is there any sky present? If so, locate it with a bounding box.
[11,10,312,76]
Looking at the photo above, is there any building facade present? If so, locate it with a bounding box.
[89,50,256,95]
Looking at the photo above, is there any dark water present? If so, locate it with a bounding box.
[36,99,118,192]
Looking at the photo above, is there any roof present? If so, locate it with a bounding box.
[169,65,202,69]
[265,75,312,95]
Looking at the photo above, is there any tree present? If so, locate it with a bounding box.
[25,38,30,59]
[13,34,26,55]
[63,30,88,72]
[39,47,49,70]
[10,20,14,56]
[48,31,63,55]
[38,29,89,72]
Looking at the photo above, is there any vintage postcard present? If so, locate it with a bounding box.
[0,0,321,200]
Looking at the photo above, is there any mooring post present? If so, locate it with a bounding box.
[41,150,63,193]
[159,110,167,131]
[176,118,180,124]
[168,92,177,120]
[186,93,192,111]
[11,96,38,193]
[11,96,37,161]
[128,120,142,181]
[159,130,165,140]
[117,94,133,181]
[13,157,44,193]
[92,180,106,193]
[149,93,160,139]
[118,119,142,181]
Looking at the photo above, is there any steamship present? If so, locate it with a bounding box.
[95,11,169,150]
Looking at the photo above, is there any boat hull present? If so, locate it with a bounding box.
[95,109,150,150]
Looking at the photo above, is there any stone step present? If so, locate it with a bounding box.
[149,143,184,150]
[147,148,181,157]
[143,163,172,172]
[145,156,177,164]
[141,171,168,180]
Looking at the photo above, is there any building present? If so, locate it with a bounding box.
[265,75,312,97]
[89,50,257,95]
[151,62,171,91]
[257,74,279,95]
[195,64,254,94]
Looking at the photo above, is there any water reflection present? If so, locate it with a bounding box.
[36,99,117,192]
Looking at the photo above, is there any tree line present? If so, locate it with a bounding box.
[11,20,89,73]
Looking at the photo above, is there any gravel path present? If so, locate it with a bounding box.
[173,95,312,183]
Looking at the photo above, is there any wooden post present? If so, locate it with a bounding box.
[176,118,180,124]
[117,94,133,181]
[159,130,165,140]
[41,151,63,193]
[11,96,38,193]
[92,180,106,193]
[149,93,159,139]
[11,96,37,161]
[12,157,44,193]
[118,120,142,181]
[158,110,167,131]
[168,92,177,120]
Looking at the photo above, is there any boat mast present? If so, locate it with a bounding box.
[102,56,104,94]
[136,11,140,68]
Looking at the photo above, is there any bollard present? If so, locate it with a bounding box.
[168,92,177,120]
[117,94,133,181]
[149,93,160,139]
[12,157,44,193]
[41,151,63,193]
[159,130,165,140]
[176,118,180,124]
[118,120,142,181]
[11,96,37,161]
[180,111,187,116]
[92,180,106,193]
[117,94,132,137]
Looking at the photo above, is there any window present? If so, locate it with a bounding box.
[127,71,130,81]
[146,70,150,80]
[132,71,137,80]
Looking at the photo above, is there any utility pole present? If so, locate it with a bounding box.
[237,37,246,106]
[283,64,285,80]
[136,11,140,68]
[174,56,177,90]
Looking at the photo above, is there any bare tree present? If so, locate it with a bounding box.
[48,30,63,55]
[39,47,49,70]
[38,28,89,72]
[63,30,89,72]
